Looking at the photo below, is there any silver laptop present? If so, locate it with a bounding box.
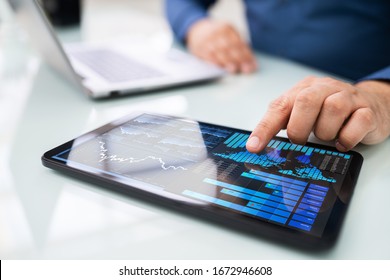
[8,0,225,98]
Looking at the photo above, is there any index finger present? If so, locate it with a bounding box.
[246,95,293,153]
[246,77,317,153]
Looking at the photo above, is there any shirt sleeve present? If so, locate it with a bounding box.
[164,0,217,43]
[359,66,390,82]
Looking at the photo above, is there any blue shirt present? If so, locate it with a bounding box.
[165,0,390,81]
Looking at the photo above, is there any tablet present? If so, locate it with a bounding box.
[42,112,363,250]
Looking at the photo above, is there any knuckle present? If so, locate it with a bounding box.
[228,49,242,62]
[344,83,358,94]
[320,77,352,91]
[303,75,317,83]
[314,128,335,142]
[255,119,273,132]
[287,126,307,144]
[356,108,375,127]
[318,77,335,84]
[295,89,317,109]
[321,77,346,88]
[268,96,291,116]
[323,96,344,115]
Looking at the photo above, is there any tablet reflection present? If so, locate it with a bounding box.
[64,114,221,205]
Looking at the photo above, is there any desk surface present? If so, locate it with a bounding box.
[1,1,390,260]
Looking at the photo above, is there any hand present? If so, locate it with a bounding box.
[246,77,390,153]
[187,19,257,74]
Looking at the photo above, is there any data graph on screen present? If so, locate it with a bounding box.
[213,132,351,183]
[98,140,187,171]
[52,113,354,236]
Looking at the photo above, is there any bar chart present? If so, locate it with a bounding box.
[183,176,329,232]
[214,132,344,183]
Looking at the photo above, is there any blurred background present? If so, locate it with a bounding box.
[0,0,250,259]
[0,0,248,133]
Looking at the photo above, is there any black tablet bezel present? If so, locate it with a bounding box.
[41,112,363,250]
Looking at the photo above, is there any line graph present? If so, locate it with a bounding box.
[158,137,206,149]
[133,114,176,127]
[98,141,187,171]
[120,125,160,139]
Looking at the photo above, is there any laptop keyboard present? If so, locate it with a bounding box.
[69,49,165,83]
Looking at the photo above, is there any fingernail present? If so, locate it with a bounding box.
[246,136,260,150]
[336,140,348,152]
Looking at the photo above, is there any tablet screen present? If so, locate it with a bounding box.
[44,113,362,244]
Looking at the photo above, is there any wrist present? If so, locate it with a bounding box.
[186,18,213,45]
[355,80,390,112]
[356,80,390,142]
[355,79,390,93]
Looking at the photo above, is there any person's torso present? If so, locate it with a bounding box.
[244,0,390,80]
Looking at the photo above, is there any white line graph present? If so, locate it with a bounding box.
[98,141,187,171]
[120,126,159,138]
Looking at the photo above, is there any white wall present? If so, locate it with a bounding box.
[83,0,248,41]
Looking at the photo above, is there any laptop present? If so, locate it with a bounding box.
[8,0,225,98]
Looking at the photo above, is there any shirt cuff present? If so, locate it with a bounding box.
[359,66,390,82]
[166,5,208,43]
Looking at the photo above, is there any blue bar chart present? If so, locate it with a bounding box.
[267,139,350,159]
[224,132,250,148]
[216,134,340,183]
[182,177,329,232]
